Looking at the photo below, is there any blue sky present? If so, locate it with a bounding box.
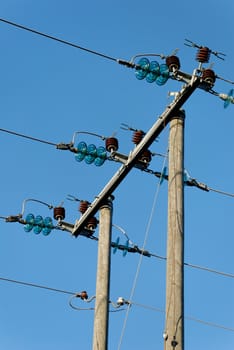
[0,1,233,349]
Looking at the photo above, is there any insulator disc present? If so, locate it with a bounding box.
[79,201,89,214]
[135,57,150,80]
[86,217,98,230]
[43,217,53,236]
[132,130,144,144]
[24,213,35,232]
[196,47,210,63]
[202,69,216,85]
[139,149,152,163]
[34,215,43,234]
[94,146,107,166]
[25,213,35,224]
[156,64,169,86]
[24,224,33,232]
[94,157,106,167]
[53,207,65,221]
[224,89,234,109]
[166,55,181,72]
[105,137,119,152]
[75,152,85,162]
[113,237,120,254]
[97,146,107,158]
[146,61,160,83]
[85,144,97,164]
[123,240,129,257]
[77,141,87,153]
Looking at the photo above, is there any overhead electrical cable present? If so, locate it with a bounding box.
[208,187,234,198]
[183,261,234,278]
[130,301,234,333]
[150,253,234,279]
[117,146,168,350]
[0,127,56,146]
[1,127,234,199]
[0,276,75,295]
[0,18,122,64]
[0,275,233,333]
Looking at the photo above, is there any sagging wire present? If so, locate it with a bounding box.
[0,195,233,279]
[71,131,106,145]
[0,198,53,224]
[0,18,117,63]
[1,18,234,108]
[0,127,57,146]
[68,292,234,333]
[0,17,136,69]
[21,198,53,216]
[0,276,233,333]
[0,126,233,198]
[117,144,169,350]
[0,276,76,295]
[112,223,134,246]
[69,292,96,311]
[1,213,232,280]
[69,293,129,313]
[0,127,106,153]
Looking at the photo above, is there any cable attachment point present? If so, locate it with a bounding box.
[171,336,178,348]
[75,290,89,300]
[110,297,131,310]
[116,297,130,306]
[56,142,74,151]
[117,59,136,68]
[5,214,22,223]
[69,292,96,311]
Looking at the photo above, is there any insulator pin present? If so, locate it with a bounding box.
[132,130,144,144]
[139,150,152,164]
[79,201,89,214]
[86,217,98,230]
[166,55,181,72]
[53,207,65,221]
[105,137,119,152]
[202,69,216,86]
[196,47,211,63]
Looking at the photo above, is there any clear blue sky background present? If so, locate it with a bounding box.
[0,1,233,349]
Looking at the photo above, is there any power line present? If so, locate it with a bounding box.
[208,186,234,198]
[150,253,234,279]
[0,18,118,63]
[183,261,234,279]
[185,315,234,333]
[0,276,75,295]
[117,147,168,350]
[1,127,234,200]
[0,276,233,333]
[130,301,234,333]
[0,127,56,146]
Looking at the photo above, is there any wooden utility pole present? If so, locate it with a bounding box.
[93,196,113,350]
[165,110,185,350]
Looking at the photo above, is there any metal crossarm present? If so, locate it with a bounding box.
[72,77,200,237]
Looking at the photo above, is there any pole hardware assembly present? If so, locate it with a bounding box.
[72,76,200,237]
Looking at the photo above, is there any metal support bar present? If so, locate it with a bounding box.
[72,77,200,236]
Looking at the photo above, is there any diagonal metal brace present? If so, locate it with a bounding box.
[72,77,200,237]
